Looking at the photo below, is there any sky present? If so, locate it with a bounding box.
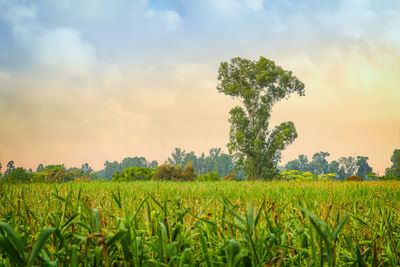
[0,0,399,174]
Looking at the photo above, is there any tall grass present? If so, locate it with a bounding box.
[0,181,399,266]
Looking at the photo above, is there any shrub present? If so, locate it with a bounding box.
[197,171,220,181]
[281,170,336,181]
[154,163,196,181]
[222,170,237,181]
[182,162,196,181]
[4,168,31,183]
[345,175,364,181]
[154,164,177,181]
[112,167,154,182]
[377,174,400,181]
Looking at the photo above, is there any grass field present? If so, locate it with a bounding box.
[0,181,399,266]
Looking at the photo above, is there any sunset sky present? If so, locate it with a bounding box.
[0,0,399,174]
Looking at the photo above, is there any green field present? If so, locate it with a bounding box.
[1,181,400,266]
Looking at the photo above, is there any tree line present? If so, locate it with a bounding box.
[0,147,242,183]
[283,152,373,180]
[1,148,399,182]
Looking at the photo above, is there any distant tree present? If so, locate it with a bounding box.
[5,167,30,183]
[284,154,309,172]
[309,152,330,175]
[104,161,121,180]
[43,165,74,183]
[183,151,198,170]
[168,148,187,166]
[36,163,45,173]
[121,157,148,169]
[197,153,206,174]
[338,157,358,178]
[217,57,305,180]
[67,168,89,180]
[81,163,93,174]
[386,149,400,177]
[356,156,372,178]
[166,147,238,177]
[0,162,2,177]
[328,160,340,176]
[148,160,158,169]
[4,161,15,176]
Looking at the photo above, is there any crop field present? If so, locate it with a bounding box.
[0,181,400,266]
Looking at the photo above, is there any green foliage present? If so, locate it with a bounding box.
[386,149,400,177]
[309,152,330,175]
[168,147,239,178]
[285,154,310,172]
[1,182,399,266]
[4,161,15,176]
[103,157,158,180]
[4,167,31,183]
[111,167,154,182]
[217,56,305,180]
[154,163,196,181]
[36,163,45,173]
[356,156,373,178]
[284,153,374,180]
[281,170,336,181]
[197,171,220,181]
[378,174,400,181]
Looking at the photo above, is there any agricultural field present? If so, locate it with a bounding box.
[1,181,400,266]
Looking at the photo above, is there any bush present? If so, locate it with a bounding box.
[377,174,400,181]
[112,167,154,182]
[222,170,237,181]
[197,171,220,181]
[345,175,364,181]
[182,162,196,181]
[281,170,336,181]
[154,163,196,181]
[4,168,31,183]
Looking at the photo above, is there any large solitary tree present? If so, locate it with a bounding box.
[217,57,305,180]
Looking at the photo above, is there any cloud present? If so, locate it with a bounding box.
[34,28,97,76]
[317,0,400,44]
[145,9,183,31]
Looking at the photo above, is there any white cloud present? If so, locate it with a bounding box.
[317,0,400,44]
[34,28,97,76]
[145,9,183,31]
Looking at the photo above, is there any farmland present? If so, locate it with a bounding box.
[1,181,400,266]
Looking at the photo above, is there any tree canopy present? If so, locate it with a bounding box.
[217,56,305,180]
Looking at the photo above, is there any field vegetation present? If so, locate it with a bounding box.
[1,181,400,266]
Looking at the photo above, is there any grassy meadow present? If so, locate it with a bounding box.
[1,181,400,266]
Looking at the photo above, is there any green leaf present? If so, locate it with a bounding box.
[0,222,26,262]
[331,213,350,240]
[94,208,100,232]
[106,229,127,247]
[0,237,26,266]
[28,228,56,266]
[199,227,213,267]
[71,245,78,267]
